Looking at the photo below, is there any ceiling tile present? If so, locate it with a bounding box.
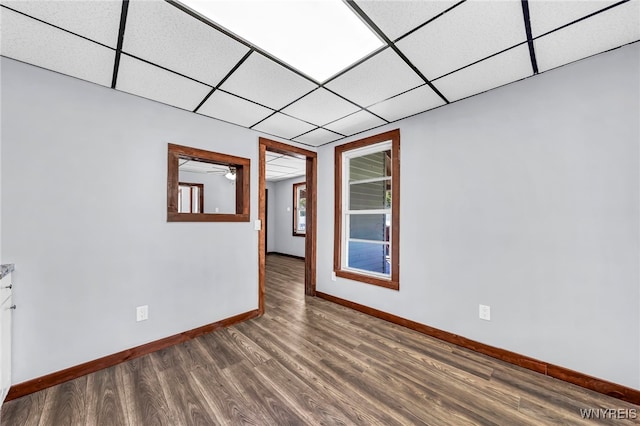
[253,113,316,140]
[534,1,640,73]
[266,153,306,181]
[266,152,283,161]
[1,1,122,48]
[325,48,424,107]
[354,0,459,41]
[528,0,619,38]
[123,1,249,86]
[324,110,386,136]
[368,85,445,122]
[266,171,285,180]
[267,171,305,182]
[281,88,359,126]
[116,55,212,111]
[293,128,343,146]
[220,53,318,110]
[265,166,305,178]
[396,0,527,80]
[433,45,532,102]
[266,172,285,180]
[268,156,306,168]
[265,163,298,173]
[180,161,228,174]
[198,90,273,127]
[0,8,114,87]
[266,168,286,176]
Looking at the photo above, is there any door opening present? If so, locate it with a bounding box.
[258,138,317,315]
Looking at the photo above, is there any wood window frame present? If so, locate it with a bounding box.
[334,129,400,290]
[292,182,306,237]
[167,143,250,222]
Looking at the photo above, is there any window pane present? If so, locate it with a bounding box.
[349,180,390,210]
[349,214,389,241]
[294,183,306,235]
[349,150,391,181]
[347,241,390,275]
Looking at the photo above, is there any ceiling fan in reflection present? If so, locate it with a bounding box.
[179,159,236,181]
[203,165,237,181]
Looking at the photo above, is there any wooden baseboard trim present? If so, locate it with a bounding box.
[316,291,640,406]
[6,309,259,402]
[266,252,305,261]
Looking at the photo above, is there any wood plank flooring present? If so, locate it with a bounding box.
[2,254,638,425]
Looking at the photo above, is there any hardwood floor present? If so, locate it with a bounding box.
[2,254,638,425]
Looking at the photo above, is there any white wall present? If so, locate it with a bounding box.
[271,176,306,258]
[3,43,637,391]
[266,181,276,252]
[178,170,236,213]
[317,44,640,389]
[0,58,262,384]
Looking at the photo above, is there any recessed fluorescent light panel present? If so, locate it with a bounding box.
[179,0,384,82]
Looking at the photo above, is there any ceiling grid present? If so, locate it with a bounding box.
[521,0,539,75]
[193,49,254,113]
[0,0,637,148]
[110,0,129,88]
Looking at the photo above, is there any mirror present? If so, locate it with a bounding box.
[167,143,250,222]
[178,159,236,214]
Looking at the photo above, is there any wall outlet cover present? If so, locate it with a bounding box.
[136,305,149,322]
[479,304,491,321]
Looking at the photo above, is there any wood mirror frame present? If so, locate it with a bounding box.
[167,143,250,222]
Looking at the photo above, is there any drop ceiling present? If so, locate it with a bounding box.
[1,0,638,148]
[265,152,307,182]
[177,156,302,182]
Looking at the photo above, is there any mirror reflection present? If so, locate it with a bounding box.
[178,159,236,214]
[167,143,250,222]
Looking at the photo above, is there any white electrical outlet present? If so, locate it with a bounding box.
[331,272,337,282]
[136,305,148,322]
[479,304,491,321]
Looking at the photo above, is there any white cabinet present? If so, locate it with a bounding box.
[0,264,14,407]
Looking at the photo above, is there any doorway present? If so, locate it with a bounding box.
[258,138,317,315]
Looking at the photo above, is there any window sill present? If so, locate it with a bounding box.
[292,232,306,237]
[335,270,399,290]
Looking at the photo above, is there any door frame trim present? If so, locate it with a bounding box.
[258,138,317,315]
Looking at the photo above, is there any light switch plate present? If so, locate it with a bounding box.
[254,219,261,231]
